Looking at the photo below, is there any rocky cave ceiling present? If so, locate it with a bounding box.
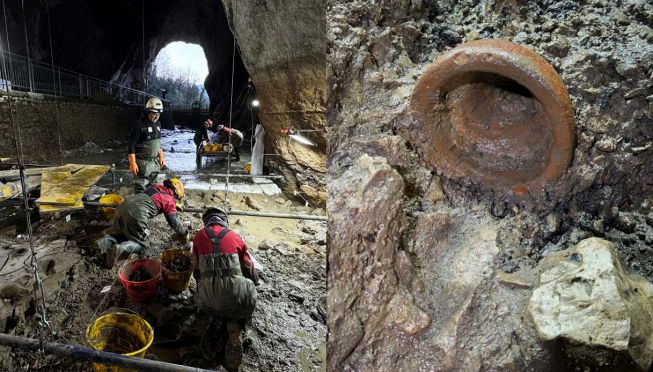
[2,0,327,205]
[3,0,249,126]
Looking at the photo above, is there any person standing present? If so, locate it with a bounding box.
[216,125,244,162]
[191,207,258,371]
[128,97,166,193]
[194,118,214,164]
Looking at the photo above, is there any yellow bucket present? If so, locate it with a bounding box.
[99,194,124,220]
[85,310,154,372]
[160,249,194,294]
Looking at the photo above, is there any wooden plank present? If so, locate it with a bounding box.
[39,200,85,213]
[0,177,41,202]
[36,165,109,210]
[38,171,79,206]
[0,164,82,179]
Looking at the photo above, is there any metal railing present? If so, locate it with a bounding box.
[169,102,211,111]
[0,50,156,106]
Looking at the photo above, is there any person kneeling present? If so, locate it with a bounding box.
[191,207,258,371]
[95,178,188,267]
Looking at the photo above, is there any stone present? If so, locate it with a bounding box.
[0,283,29,300]
[327,155,406,369]
[615,212,637,233]
[529,238,653,370]
[384,291,430,335]
[624,87,646,99]
[243,195,261,211]
[545,37,570,57]
[258,240,276,251]
[301,225,317,235]
[299,184,323,205]
[595,136,620,152]
[541,20,556,32]
[288,292,305,304]
[425,176,445,203]
[542,213,562,236]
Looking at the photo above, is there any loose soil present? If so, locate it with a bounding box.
[128,268,152,282]
[163,255,192,273]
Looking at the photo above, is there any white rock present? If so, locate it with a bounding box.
[529,237,653,370]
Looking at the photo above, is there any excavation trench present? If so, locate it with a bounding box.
[0,130,327,371]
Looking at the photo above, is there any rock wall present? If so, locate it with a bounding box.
[0,91,138,162]
[221,0,327,206]
[328,0,653,370]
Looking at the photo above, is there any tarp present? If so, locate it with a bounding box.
[251,124,265,176]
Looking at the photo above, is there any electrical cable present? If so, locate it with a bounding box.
[141,0,145,89]
[2,0,52,334]
[224,37,236,209]
[43,0,64,165]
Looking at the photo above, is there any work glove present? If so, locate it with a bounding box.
[128,154,139,175]
[158,149,166,169]
[175,201,184,212]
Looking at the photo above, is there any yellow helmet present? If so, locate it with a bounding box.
[163,178,184,199]
[145,97,163,113]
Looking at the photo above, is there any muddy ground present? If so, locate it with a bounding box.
[0,134,326,371]
[327,0,652,370]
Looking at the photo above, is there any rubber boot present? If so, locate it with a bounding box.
[95,234,117,253]
[200,318,223,360]
[119,240,143,254]
[224,321,243,372]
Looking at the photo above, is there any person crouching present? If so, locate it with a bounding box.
[191,207,258,371]
[95,178,189,267]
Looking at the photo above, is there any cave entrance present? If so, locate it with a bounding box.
[148,42,209,111]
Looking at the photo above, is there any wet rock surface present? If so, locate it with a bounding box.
[221,0,327,207]
[328,0,653,370]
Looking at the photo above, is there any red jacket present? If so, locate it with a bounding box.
[192,225,255,278]
[147,184,177,216]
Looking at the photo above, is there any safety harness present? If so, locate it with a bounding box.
[202,225,243,278]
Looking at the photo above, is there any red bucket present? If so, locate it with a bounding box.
[119,259,161,302]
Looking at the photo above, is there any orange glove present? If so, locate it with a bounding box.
[158,149,166,169]
[128,154,139,175]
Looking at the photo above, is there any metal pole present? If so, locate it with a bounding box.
[83,202,327,221]
[166,172,283,179]
[57,68,62,96]
[26,58,33,92]
[0,333,214,372]
[220,209,326,221]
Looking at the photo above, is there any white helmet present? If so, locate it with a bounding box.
[145,97,163,113]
